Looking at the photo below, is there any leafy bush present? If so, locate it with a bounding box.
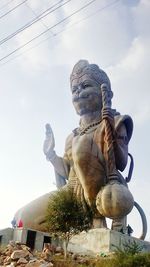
[113,253,150,267]
[51,253,150,267]
[46,189,93,258]
[111,241,150,267]
[115,240,143,256]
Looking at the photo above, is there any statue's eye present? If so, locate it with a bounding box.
[83,83,90,89]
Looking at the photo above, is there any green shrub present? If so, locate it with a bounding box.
[46,189,93,258]
[115,240,143,256]
[42,251,150,267]
[113,253,150,267]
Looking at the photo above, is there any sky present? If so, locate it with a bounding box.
[0,0,150,240]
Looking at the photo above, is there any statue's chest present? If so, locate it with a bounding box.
[72,128,103,164]
[70,122,105,164]
[72,132,94,158]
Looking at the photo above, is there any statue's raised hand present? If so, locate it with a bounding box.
[43,123,55,160]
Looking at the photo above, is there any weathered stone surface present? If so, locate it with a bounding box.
[26,261,53,267]
[9,240,16,247]
[11,249,29,259]
[26,261,41,267]
[0,241,55,267]
[21,244,31,251]
[45,263,54,267]
[17,257,28,264]
[6,263,16,267]
[4,255,11,264]
[68,229,150,255]
[28,258,38,263]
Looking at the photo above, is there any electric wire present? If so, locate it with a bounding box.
[0,0,120,66]
[0,0,27,20]
[0,0,16,11]
[56,0,120,36]
[25,1,55,36]
[0,0,72,46]
[0,0,97,63]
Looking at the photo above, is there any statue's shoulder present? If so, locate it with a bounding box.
[65,125,82,151]
[114,113,133,142]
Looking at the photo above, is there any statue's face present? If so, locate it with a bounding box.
[71,74,102,116]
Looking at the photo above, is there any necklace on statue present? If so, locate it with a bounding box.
[79,120,101,136]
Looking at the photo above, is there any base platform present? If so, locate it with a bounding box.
[68,229,150,255]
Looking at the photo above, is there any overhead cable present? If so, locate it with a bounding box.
[0,0,98,63]
[56,0,120,36]
[25,1,55,36]
[0,0,27,20]
[0,0,117,64]
[0,0,16,11]
[0,0,120,65]
[0,0,72,46]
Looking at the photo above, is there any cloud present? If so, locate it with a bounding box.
[1,0,134,69]
[104,0,150,125]
[132,0,150,36]
[3,0,149,124]
[2,0,149,73]
[107,34,150,122]
[0,0,150,238]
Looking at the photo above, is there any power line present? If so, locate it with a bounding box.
[0,0,16,11]
[25,1,55,37]
[0,0,71,46]
[0,0,27,20]
[56,0,120,35]
[0,0,97,63]
[0,0,120,65]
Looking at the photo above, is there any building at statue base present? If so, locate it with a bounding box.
[0,227,52,251]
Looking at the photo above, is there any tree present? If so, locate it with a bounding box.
[46,189,92,258]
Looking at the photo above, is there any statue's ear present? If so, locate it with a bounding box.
[107,90,113,106]
[109,90,113,99]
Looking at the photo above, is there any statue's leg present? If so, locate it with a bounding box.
[111,216,127,233]
[92,208,107,229]
[67,178,107,229]
[92,215,107,229]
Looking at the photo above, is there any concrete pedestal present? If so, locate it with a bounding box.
[68,229,150,255]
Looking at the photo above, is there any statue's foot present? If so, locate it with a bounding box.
[111,217,127,233]
[92,216,107,229]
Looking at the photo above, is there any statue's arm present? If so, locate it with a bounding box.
[50,153,70,179]
[114,115,133,172]
[114,123,128,171]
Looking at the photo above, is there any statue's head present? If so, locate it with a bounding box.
[70,60,113,116]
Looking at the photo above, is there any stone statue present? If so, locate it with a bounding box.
[14,60,147,239]
[43,60,134,232]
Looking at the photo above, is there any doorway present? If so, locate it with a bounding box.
[43,235,51,249]
[26,230,36,250]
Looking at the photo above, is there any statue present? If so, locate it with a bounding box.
[15,60,147,239]
[43,60,134,232]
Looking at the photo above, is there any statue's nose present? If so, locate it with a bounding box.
[76,84,82,93]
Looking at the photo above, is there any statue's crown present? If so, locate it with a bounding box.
[70,59,111,90]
